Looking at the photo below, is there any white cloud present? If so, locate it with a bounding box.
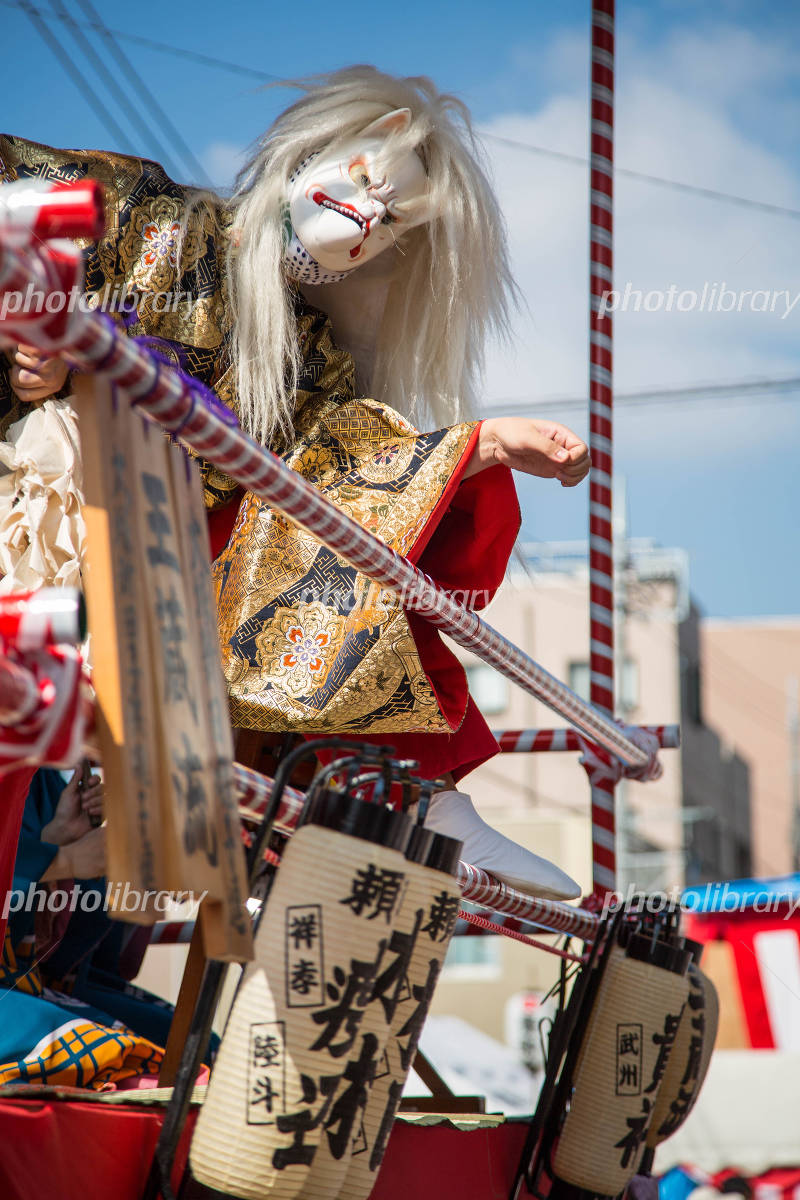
[201,141,246,191]
[198,28,800,466]
[633,23,800,109]
[477,19,800,457]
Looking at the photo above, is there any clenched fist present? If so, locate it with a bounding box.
[8,343,69,402]
[465,417,591,486]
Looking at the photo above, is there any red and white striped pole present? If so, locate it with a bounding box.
[588,0,617,897]
[149,863,600,947]
[494,726,679,754]
[0,656,39,723]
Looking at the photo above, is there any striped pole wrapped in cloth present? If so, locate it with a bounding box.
[149,919,196,946]
[233,762,306,835]
[457,862,598,940]
[494,725,679,754]
[151,862,600,948]
[587,0,618,897]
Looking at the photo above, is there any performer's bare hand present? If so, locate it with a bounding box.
[61,827,107,880]
[8,343,69,402]
[41,766,104,846]
[466,417,590,486]
[41,826,107,881]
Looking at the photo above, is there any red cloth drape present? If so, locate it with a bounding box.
[0,765,37,948]
[0,1096,532,1200]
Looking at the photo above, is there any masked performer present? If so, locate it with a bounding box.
[0,67,589,899]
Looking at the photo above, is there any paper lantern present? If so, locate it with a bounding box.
[190,792,412,1199]
[338,825,463,1200]
[644,962,719,1151]
[551,935,691,1197]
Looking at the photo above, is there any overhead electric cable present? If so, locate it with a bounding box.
[483,134,800,223]
[18,0,134,154]
[482,376,800,416]
[5,0,800,217]
[3,0,282,81]
[48,0,184,179]
[71,0,213,186]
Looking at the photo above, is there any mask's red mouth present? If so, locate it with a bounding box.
[311,190,369,257]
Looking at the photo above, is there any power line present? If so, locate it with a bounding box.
[1,0,281,81]
[482,375,800,416]
[18,1,134,154]
[48,0,184,181]
[5,0,800,225]
[483,133,800,223]
[71,0,213,186]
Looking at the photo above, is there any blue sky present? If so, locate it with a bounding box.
[2,0,799,618]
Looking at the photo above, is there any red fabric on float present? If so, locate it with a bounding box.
[0,766,36,948]
[0,1096,533,1200]
[206,495,242,561]
[372,1117,533,1200]
[319,457,521,781]
[387,456,520,780]
[0,1095,195,1200]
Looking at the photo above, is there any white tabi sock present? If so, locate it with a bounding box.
[423,790,581,901]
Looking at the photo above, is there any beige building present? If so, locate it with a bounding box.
[701,617,800,879]
[430,542,752,1044]
[140,545,772,1058]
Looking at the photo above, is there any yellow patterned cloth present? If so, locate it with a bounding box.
[0,135,491,739]
[0,933,163,1091]
[0,133,232,441]
[0,986,164,1090]
[0,927,41,996]
[214,300,479,734]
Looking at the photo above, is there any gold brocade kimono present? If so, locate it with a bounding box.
[0,136,507,744]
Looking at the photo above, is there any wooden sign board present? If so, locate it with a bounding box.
[76,376,252,961]
[76,375,164,918]
[167,447,251,961]
[129,417,222,897]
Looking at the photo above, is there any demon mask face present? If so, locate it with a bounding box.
[286,108,431,282]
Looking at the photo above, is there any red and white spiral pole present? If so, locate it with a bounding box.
[588,0,617,897]
[494,726,679,754]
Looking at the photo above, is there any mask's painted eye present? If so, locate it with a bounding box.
[348,162,370,188]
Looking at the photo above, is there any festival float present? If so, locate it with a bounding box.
[0,4,726,1198]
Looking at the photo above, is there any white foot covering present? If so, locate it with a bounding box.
[424,790,581,901]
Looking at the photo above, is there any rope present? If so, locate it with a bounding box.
[458,908,586,962]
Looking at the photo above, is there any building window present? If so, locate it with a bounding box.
[443,934,501,975]
[465,663,509,716]
[569,659,638,710]
[683,662,702,725]
[569,661,590,700]
[620,659,639,712]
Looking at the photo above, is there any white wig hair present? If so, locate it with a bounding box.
[191,65,517,446]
